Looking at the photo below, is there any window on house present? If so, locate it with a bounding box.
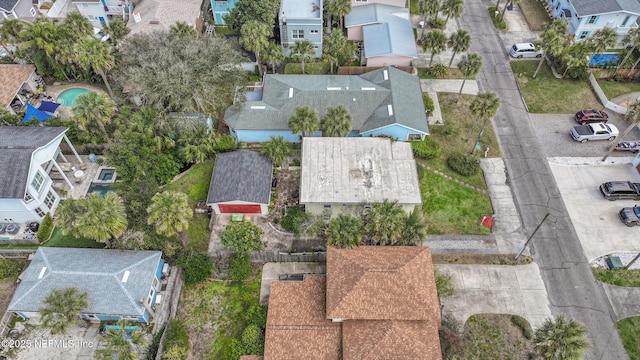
[82,3,89,7]
[310,29,319,34]
[35,207,45,217]
[355,0,367,2]
[153,277,159,288]
[579,31,589,39]
[31,172,45,193]
[587,16,597,24]
[363,204,372,209]
[29,7,37,16]
[292,30,304,39]
[24,192,33,203]
[323,204,332,209]
[622,15,631,27]
[44,191,56,209]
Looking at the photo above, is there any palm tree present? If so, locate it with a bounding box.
[261,135,291,167]
[399,210,427,245]
[458,53,482,95]
[288,106,319,137]
[54,199,81,237]
[326,214,364,249]
[364,200,405,245]
[533,315,589,360]
[77,192,128,246]
[103,17,130,45]
[447,29,471,68]
[320,105,352,137]
[327,0,351,31]
[499,0,521,22]
[61,12,92,38]
[170,21,196,36]
[323,30,356,74]
[561,42,590,77]
[291,40,316,74]
[423,30,447,67]
[442,0,464,29]
[615,28,640,79]
[178,127,216,164]
[417,0,439,39]
[40,288,88,335]
[588,27,617,62]
[73,92,115,142]
[533,19,569,79]
[95,320,146,360]
[75,38,115,98]
[466,91,500,142]
[240,20,271,76]
[0,19,26,60]
[262,42,285,74]
[147,190,192,247]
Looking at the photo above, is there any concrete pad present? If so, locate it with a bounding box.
[420,79,479,95]
[437,263,551,329]
[548,158,640,261]
[602,283,640,321]
[259,262,326,305]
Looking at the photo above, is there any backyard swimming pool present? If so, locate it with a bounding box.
[87,183,112,198]
[590,53,619,67]
[57,87,94,107]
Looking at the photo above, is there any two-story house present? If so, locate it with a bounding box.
[72,0,133,28]
[546,0,640,45]
[278,0,323,58]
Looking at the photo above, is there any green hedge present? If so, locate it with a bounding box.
[37,213,54,243]
[229,253,252,281]
[447,152,480,176]
[410,137,441,160]
[214,135,238,153]
[177,253,214,284]
[280,206,308,236]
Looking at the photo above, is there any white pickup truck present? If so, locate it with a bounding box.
[570,122,619,143]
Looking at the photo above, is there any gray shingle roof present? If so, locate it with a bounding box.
[224,67,428,135]
[0,126,67,199]
[570,0,640,16]
[0,0,18,11]
[207,150,273,204]
[8,248,162,317]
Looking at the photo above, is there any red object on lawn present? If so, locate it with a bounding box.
[480,215,495,229]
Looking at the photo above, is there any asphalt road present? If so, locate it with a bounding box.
[461,0,628,358]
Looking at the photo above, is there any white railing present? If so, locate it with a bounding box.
[46,0,70,18]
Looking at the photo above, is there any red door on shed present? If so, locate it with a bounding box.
[218,204,262,213]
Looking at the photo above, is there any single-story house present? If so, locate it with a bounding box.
[545,0,640,45]
[224,66,429,142]
[0,64,39,114]
[0,126,82,224]
[8,248,165,324]
[262,246,442,359]
[206,150,273,214]
[345,4,417,67]
[300,137,422,218]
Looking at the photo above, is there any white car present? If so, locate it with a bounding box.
[93,28,111,42]
[509,43,543,59]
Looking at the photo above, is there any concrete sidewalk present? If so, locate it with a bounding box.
[438,263,551,329]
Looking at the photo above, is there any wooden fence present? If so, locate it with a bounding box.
[337,66,415,75]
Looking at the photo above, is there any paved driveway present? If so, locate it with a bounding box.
[437,263,551,329]
[548,158,640,261]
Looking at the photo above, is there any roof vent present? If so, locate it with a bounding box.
[38,267,47,279]
[288,88,293,98]
[361,87,375,91]
[327,87,341,90]
[250,106,266,109]
[383,70,388,80]
[387,105,393,116]
[122,270,130,283]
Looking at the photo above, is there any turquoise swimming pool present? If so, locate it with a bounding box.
[57,87,94,107]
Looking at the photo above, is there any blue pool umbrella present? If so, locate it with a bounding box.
[22,104,52,123]
[38,101,60,114]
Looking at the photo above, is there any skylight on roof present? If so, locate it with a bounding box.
[289,88,293,98]
[122,270,130,283]
[327,87,342,90]
[250,106,266,109]
[361,87,376,91]
[38,267,47,279]
[387,105,393,116]
[383,70,388,80]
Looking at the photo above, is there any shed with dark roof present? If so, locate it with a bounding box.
[206,150,273,214]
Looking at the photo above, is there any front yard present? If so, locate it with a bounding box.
[597,79,640,100]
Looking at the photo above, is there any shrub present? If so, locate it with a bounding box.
[163,320,189,360]
[229,253,252,281]
[423,95,435,113]
[510,315,533,340]
[435,269,456,298]
[214,135,238,152]
[241,324,265,355]
[37,212,54,243]
[566,65,590,81]
[0,259,27,280]
[429,18,445,29]
[220,221,265,253]
[416,163,425,180]
[244,304,268,329]
[447,152,480,176]
[280,206,308,235]
[145,324,166,360]
[429,64,449,79]
[411,137,441,160]
[439,314,463,358]
[177,253,214,284]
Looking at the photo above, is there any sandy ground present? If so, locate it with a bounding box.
[11,322,101,360]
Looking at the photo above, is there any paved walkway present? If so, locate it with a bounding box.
[437,263,552,329]
[602,283,640,322]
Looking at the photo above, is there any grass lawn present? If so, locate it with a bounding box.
[460,314,532,358]
[163,159,215,253]
[593,268,640,287]
[617,317,640,359]
[510,60,600,113]
[284,62,330,74]
[488,7,507,30]
[597,79,640,100]
[518,0,552,31]
[215,26,237,35]
[41,228,105,248]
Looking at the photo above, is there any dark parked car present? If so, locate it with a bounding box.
[575,109,608,123]
[619,206,640,226]
[600,181,640,200]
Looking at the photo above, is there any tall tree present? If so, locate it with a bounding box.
[103,17,130,45]
[178,127,216,164]
[442,0,464,28]
[75,38,115,98]
[533,315,589,360]
[320,105,352,137]
[240,20,271,77]
[220,221,265,254]
[561,42,590,77]
[616,27,640,79]
[262,42,285,74]
[61,12,93,38]
[399,211,427,245]
[39,288,88,335]
[364,200,405,245]
[76,192,128,246]
[447,29,471,68]
[72,91,115,143]
[323,30,356,73]
[53,199,82,238]
[466,91,500,142]
[326,214,364,249]
[588,27,617,62]
[170,21,196,36]
[19,19,59,74]
[291,40,316,74]
[95,320,146,360]
[417,0,439,39]
[261,135,291,167]
[147,190,192,247]
[423,30,447,67]
[458,53,482,95]
[0,19,26,60]
[288,106,319,137]
[223,0,280,31]
[533,19,569,79]
[327,0,351,31]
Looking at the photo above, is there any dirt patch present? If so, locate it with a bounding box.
[0,280,17,317]
[433,253,533,265]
